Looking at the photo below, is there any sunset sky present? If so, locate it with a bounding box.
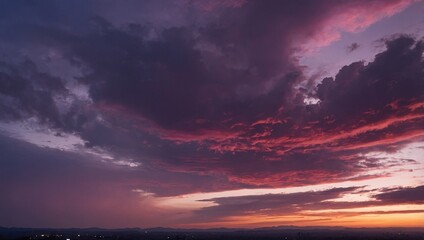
[0,0,423,228]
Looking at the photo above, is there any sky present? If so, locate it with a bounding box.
[0,0,423,229]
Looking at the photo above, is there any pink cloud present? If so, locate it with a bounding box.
[301,0,417,51]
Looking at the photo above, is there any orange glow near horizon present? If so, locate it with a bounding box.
[138,142,424,229]
[177,209,424,229]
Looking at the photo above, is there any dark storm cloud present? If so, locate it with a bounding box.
[0,60,66,126]
[73,25,220,129]
[81,0,414,129]
[50,0,410,130]
[316,36,424,122]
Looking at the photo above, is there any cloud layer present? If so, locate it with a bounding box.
[0,0,423,228]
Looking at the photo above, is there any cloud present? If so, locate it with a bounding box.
[192,185,424,223]
[0,0,423,228]
[0,60,66,126]
[347,42,360,52]
[316,36,424,120]
[194,187,361,220]
[0,0,422,200]
[375,185,424,203]
[300,0,414,50]
[7,0,410,131]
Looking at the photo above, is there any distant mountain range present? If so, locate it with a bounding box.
[1,225,424,233]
